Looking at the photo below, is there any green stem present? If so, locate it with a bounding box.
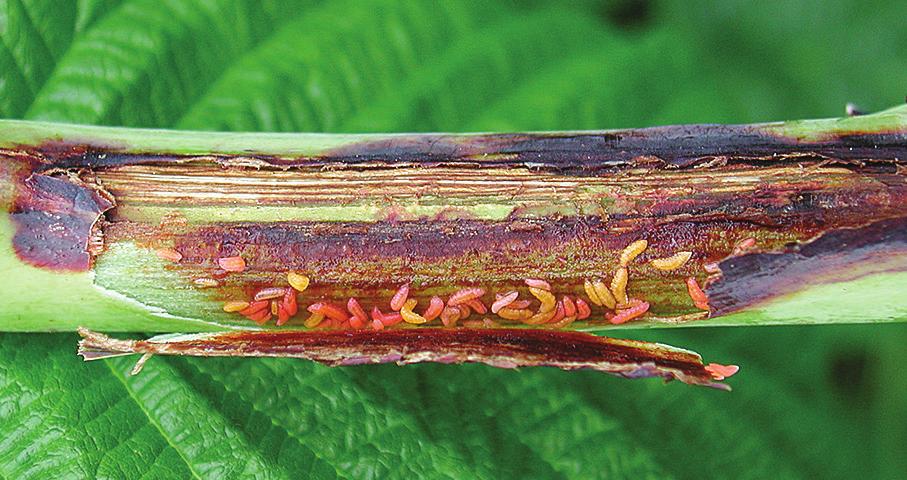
[1,105,905,333]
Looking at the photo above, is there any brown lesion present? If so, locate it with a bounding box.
[76,327,732,389]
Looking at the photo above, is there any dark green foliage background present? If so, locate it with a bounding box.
[1,1,906,478]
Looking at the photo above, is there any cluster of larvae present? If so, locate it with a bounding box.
[188,239,713,329]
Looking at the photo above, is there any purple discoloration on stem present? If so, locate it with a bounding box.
[707,216,907,313]
[14,124,907,173]
[10,173,114,271]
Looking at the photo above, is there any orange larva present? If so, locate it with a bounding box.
[155,248,182,263]
[610,267,629,305]
[619,239,648,267]
[524,308,557,325]
[400,298,428,324]
[347,298,368,323]
[457,304,472,320]
[217,256,246,272]
[239,300,269,316]
[222,301,250,313]
[247,308,272,325]
[347,298,367,329]
[307,302,348,322]
[286,272,310,292]
[390,284,410,311]
[575,298,591,320]
[491,291,519,314]
[606,299,649,325]
[524,278,551,291]
[704,363,740,380]
[496,307,533,321]
[423,296,445,321]
[276,303,291,326]
[254,287,287,302]
[348,315,366,329]
[447,287,486,306]
[686,277,711,310]
[650,251,693,271]
[562,295,576,318]
[282,289,298,316]
[466,298,487,314]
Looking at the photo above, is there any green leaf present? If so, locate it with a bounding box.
[2,0,906,478]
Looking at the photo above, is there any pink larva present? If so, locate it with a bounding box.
[574,298,591,320]
[508,299,533,310]
[606,299,650,324]
[466,298,487,314]
[524,278,551,291]
[733,237,757,254]
[562,296,576,318]
[347,298,368,323]
[491,291,519,314]
[422,296,445,321]
[390,284,410,311]
[447,287,486,306]
[546,300,566,324]
[705,363,740,380]
[371,307,403,327]
[686,277,711,310]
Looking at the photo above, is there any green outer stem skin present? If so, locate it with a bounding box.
[0,104,904,156]
[0,105,905,333]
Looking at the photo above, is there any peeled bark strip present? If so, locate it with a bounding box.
[76,327,731,389]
